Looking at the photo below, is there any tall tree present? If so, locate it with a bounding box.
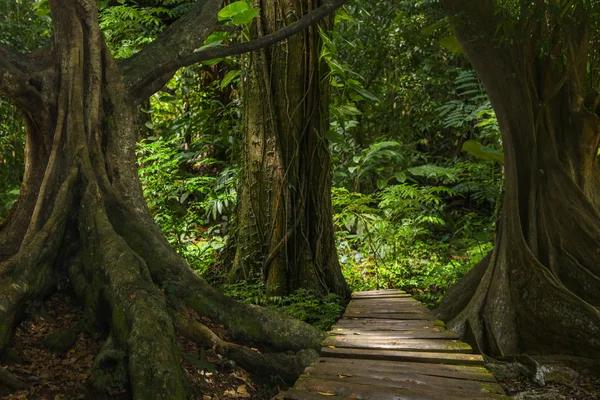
[436,0,600,359]
[0,0,346,397]
[230,0,350,298]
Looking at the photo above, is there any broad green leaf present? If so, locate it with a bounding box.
[220,70,241,89]
[353,86,380,102]
[395,172,407,183]
[231,8,260,25]
[337,105,362,116]
[439,36,464,55]
[461,140,504,164]
[422,18,447,35]
[218,1,249,21]
[194,40,223,53]
[204,58,224,66]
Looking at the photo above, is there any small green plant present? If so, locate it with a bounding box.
[185,349,216,383]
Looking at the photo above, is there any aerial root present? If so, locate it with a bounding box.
[173,313,318,383]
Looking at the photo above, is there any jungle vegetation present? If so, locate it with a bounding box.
[0,0,598,398]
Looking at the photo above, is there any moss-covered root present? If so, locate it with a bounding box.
[112,214,326,353]
[174,314,318,383]
[88,335,128,398]
[0,168,78,354]
[73,189,187,400]
[181,275,325,352]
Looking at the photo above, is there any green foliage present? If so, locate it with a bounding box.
[332,159,501,308]
[137,136,233,273]
[0,0,510,326]
[219,280,345,331]
[0,0,52,219]
[437,70,499,141]
[100,4,176,58]
[218,1,260,25]
[137,58,242,273]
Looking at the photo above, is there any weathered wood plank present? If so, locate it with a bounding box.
[345,307,431,317]
[353,289,407,295]
[333,319,446,330]
[313,357,497,382]
[347,300,425,305]
[329,327,459,339]
[300,368,505,395]
[342,312,437,320]
[294,378,505,399]
[321,346,485,365]
[346,305,426,311]
[351,293,412,299]
[324,336,473,353]
[283,389,342,399]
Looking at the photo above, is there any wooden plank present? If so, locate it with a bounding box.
[347,301,428,309]
[353,289,407,295]
[342,312,437,320]
[333,319,446,330]
[345,307,431,316]
[351,293,412,299]
[347,300,426,307]
[313,357,497,382]
[301,367,505,395]
[283,389,343,399]
[321,346,485,365]
[294,378,505,400]
[324,336,472,352]
[329,327,459,339]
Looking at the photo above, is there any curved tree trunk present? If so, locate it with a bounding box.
[0,1,328,398]
[437,0,600,359]
[231,0,349,299]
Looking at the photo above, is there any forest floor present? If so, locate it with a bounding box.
[497,371,600,400]
[1,292,599,399]
[0,293,286,399]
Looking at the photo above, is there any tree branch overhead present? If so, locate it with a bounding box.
[122,0,348,104]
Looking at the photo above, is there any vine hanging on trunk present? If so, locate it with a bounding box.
[0,0,348,398]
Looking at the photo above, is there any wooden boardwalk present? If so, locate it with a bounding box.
[284,289,507,399]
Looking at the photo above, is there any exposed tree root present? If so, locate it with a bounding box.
[108,206,326,352]
[436,165,600,359]
[0,1,332,398]
[0,167,78,353]
[174,313,318,383]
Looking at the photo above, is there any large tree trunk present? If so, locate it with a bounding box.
[437,0,600,359]
[0,1,327,398]
[231,0,349,299]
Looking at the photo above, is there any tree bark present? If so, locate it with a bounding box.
[230,0,350,298]
[0,0,341,397]
[437,0,600,359]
